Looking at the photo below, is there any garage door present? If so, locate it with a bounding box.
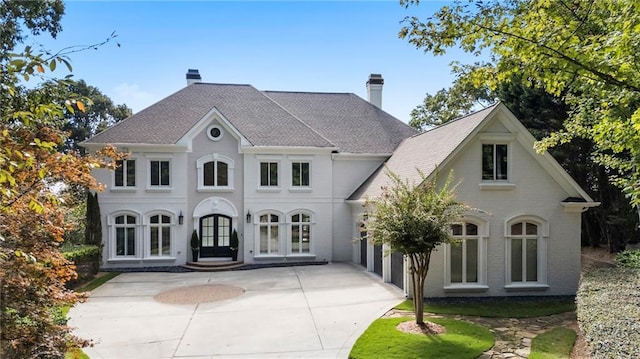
[390,252,404,289]
[373,244,382,276]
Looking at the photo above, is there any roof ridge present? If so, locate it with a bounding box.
[414,102,500,138]
[260,90,337,148]
[263,90,354,96]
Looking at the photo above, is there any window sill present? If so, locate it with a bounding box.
[110,187,138,193]
[145,187,173,193]
[253,254,286,260]
[286,254,315,259]
[479,182,516,191]
[142,257,176,262]
[256,187,282,193]
[107,257,142,263]
[288,187,312,193]
[504,283,549,292]
[197,187,234,193]
[444,284,489,293]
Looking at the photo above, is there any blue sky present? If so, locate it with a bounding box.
[32,1,469,123]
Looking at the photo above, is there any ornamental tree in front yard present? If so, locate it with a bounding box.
[364,170,466,325]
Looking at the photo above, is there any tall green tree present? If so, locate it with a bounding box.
[399,0,640,220]
[365,170,466,325]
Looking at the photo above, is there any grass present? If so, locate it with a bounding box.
[395,299,575,318]
[77,272,120,292]
[349,317,494,359]
[65,347,90,359]
[529,327,577,359]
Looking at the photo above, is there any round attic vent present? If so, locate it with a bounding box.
[207,125,224,141]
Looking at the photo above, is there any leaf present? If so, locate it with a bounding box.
[49,59,56,71]
[76,100,86,112]
[37,64,44,73]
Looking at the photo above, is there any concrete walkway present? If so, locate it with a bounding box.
[68,263,405,359]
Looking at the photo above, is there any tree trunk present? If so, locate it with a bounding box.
[409,251,431,325]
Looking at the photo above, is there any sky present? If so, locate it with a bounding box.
[31,0,472,123]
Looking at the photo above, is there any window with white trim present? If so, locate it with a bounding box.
[260,162,278,187]
[291,162,310,187]
[449,222,479,284]
[115,159,136,187]
[197,154,234,190]
[508,221,539,283]
[290,213,311,254]
[149,160,170,187]
[482,144,508,181]
[115,214,136,256]
[259,213,279,254]
[149,214,171,256]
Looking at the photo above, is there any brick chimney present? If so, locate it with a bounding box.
[366,74,383,109]
[186,69,201,85]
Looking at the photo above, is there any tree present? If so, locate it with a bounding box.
[399,0,640,221]
[84,192,102,246]
[0,50,123,358]
[28,79,132,153]
[364,170,466,325]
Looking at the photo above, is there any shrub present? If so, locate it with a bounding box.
[576,268,640,358]
[61,245,101,287]
[616,249,640,268]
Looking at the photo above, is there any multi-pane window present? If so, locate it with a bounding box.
[482,144,508,180]
[291,213,311,254]
[115,160,136,187]
[115,215,136,256]
[149,215,171,256]
[260,162,278,187]
[449,222,479,284]
[291,162,310,187]
[203,161,229,187]
[259,213,279,254]
[150,160,170,186]
[509,221,538,282]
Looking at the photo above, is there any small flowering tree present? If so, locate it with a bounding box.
[365,170,466,325]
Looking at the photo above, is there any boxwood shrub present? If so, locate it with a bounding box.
[577,267,640,358]
[616,249,640,269]
[61,245,101,287]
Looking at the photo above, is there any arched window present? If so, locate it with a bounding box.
[114,214,137,256]
[509,221,539,283]
[197,154,234,191]
[259,213,280,254]
[449,222,479,284]
[149,214,171,257]
[290,213,311,254]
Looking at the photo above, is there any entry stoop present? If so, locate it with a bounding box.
[182,259,245,272]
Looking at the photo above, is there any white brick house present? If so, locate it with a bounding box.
[82,70,597,297]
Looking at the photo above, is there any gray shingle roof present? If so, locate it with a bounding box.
[84,83,416,153]
[349,104,499,200]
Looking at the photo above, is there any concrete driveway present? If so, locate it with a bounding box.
[69,263,405,359]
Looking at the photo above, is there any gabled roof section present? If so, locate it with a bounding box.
[349,104,498,201]
[83,83,416,154]
[83,83,334,148]
[263,91,416,153]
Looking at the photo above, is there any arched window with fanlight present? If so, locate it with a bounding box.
[149,214,172,257]
[290,212,311,254]
[505,215,549,289]
[259,213,280,255]
[196,154,234,191]
[444,217,488,291]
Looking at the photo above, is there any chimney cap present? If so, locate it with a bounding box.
[186,69,201,80]
[367,73,384,85]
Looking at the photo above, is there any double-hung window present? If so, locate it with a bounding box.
[115,160,136,187]
[260,162,278,187]
[150,160,170,187]
[115,215,136,256]
[291,162,310,187]
[482,144,508,181]
[149,214,171,257]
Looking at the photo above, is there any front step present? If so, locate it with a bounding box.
[182,260,245,272]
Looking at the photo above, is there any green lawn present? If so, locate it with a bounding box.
[395,299,575,318]
[529,327,577,359]
[349,317,494,359]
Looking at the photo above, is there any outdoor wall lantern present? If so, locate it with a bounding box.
[246,210,252,224]
[178,211,184,225]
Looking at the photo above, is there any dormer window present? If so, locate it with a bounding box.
[482,144,508,181]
